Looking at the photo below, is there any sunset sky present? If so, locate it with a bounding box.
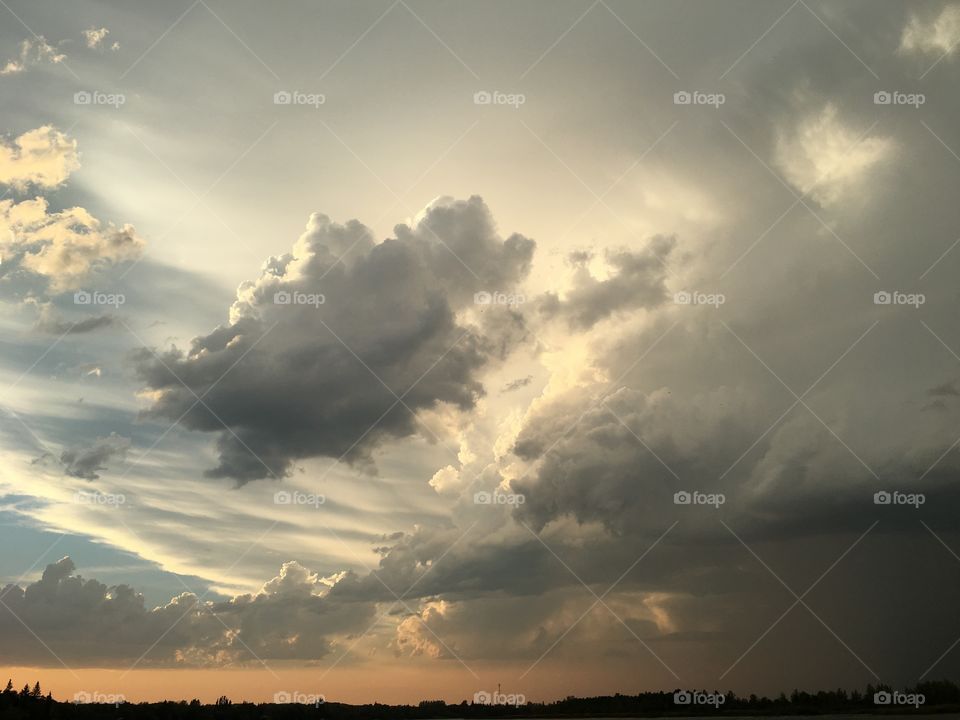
[2,0,960,706]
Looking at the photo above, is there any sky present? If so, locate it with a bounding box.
[1,0,960,707]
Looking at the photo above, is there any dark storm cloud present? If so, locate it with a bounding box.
[322,505,960,686]
[508,313,960,541]
[132,196,535,483]
[501,0,960,543]
[60,432,130,479]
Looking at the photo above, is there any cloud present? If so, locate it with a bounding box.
[501,375,532,393]
[34,304,116,334]
[928,379,960,397]
[536,239,675,329]
[774,104,893,206]
[60,432,131,479]
[428,464,461,495]
[1,196,144,294]
[0,36,65,75]
[0,557,375,666]
[0,126,79,190]
[208,562,374,661]
[0,128,143,309]
[900,4,960,56]
[508,317,960,540]
[511,383,760,534]
[132,196,535,483]
[391,590,667,663]
[83,27,111,49]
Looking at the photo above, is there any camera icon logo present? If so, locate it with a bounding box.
[474,291,492,305]
[473,691,492,704]
[873,91,892,105]
[274,691,292,704]
[274,290,292,305]
[673,91,692,105]
[873,291,891,305]
[274,490,292,505]
[473,91,492,105]
[873,490,891,505]
[74,290,92,304]
[274,91,292,105]
[673,491,692,505]
[674,291,691,305]
[74,91,92,105]
[874,691,892,705]
[73,691,92,704]
[473,491,492,505]
[673,691,692,705]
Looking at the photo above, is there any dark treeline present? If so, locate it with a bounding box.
[2,678,960,719]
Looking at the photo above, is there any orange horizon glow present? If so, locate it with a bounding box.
[0,662,666,706]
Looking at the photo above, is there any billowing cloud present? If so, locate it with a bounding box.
[0,558,376,666]
[428,464,461,495]
[133,196,535,483]
[1,196,144,294]
[60,433,131,479]
[0,37,65,75]
[0,126,79,191]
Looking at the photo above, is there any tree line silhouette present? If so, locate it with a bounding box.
[2,678,960,719]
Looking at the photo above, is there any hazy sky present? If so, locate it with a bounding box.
[2,0,960,706]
